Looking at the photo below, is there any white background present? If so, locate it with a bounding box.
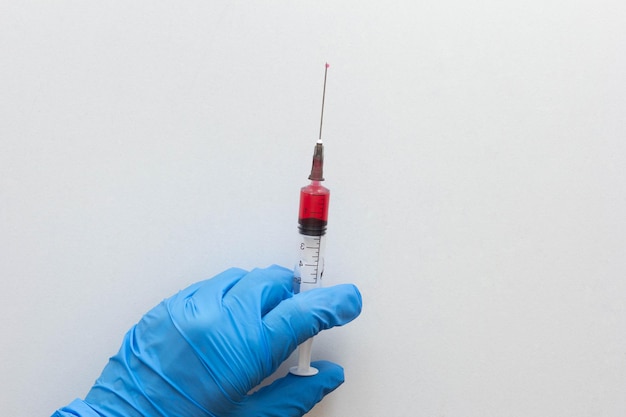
[2,1,626,416]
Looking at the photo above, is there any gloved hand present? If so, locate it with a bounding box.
[53,265,362,417]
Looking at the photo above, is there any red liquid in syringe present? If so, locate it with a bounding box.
[298,181,330,236]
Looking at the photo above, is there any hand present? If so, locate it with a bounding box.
[53,265,362,417]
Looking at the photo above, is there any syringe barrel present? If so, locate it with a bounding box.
[291,181,329,377]
[295,180,329,294]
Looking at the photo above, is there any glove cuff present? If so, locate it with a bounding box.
[51,399,100,417]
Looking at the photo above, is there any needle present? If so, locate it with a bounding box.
[318,63,329,143]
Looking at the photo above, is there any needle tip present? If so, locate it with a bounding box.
[325,62,330,68]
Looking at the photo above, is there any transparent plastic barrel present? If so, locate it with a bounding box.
[290,234,326,376]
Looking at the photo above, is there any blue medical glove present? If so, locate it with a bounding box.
[52,265,362,417]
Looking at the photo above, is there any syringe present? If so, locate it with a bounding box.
[290,64,331,377]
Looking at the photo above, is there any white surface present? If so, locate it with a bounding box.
[2,1,626,416]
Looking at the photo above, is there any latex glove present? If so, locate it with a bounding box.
[52,265,362,417]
